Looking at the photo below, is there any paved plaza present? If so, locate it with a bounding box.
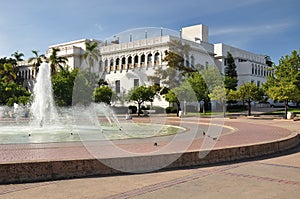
[0,116,299,198]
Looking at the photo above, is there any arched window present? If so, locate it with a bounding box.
[134,55,138,67]
[128,56,132,68]
[141,54,145,66]
[121,57,126,70]
[116,58,120,67]
[154,52,160,65]
[147,53,152,66]
[110,59,114,67]
[255,65,257,75]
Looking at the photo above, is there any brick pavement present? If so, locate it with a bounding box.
[0,117,293,163]
[0,116,299,198]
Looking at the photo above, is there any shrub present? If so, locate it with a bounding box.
[128,105,137,114]
[165,107,177,113]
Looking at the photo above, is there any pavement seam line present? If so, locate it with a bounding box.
[221,171,300,187]
[104,163,249,199]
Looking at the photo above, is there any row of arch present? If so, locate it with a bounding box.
[251,64,273,77]
[102,51,196,72]
[102,52,162,72]
[18,69,36,80]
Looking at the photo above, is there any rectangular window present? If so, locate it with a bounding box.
[257,81,260,87]
[134,79,139,88]
[115,80,120,93]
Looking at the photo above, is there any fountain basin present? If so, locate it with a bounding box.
[0,122,186,144]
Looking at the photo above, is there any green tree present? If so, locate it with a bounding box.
[28,50,46,72]
[148,39,193,88]
[48,47,68,75]
[164,90,180,115]
[93,86,113,105]
[224,52,238,91]
[265,49,300,119]
[0,81,31,106]
[186,72,208,101]
[72,70,97,106]
[208,86,227,116]
[186,72,210,114]
[83,40,100,73]
[97,78,108,86]
[0,57,31,105]
[0,63,17,83]
[52,67,79,106]
[236,82,264,116]
[163,39,195,74]
[127,86,156,116]
[198,65,225,114]
[11,51,24,61]
[265,55,273,67]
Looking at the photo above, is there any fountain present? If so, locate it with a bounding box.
[30,63,59,128]
[0,63,185,144]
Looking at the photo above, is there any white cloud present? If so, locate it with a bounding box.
[210,22,295,37]
[95,24,104,32]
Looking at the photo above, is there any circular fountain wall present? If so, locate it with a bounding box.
[0,63,185,144]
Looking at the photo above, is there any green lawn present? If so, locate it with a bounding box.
[261,108,300,115]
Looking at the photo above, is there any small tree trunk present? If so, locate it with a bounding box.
[284,99,288,119]
[222,100,226,117]
[138,102,141,116]
[247,101,251,116]
[176,102,181,117]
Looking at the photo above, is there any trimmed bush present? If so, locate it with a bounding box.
[128,105,137,114]
[165,107,177,113]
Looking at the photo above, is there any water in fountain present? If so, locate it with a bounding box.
[30,63,59,127]
[0,63,184,144]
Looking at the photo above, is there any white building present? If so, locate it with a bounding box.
[18,24,273,107]
[214,43,272,87]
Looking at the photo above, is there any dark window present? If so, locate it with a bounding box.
[134,79,139,87]
[147,54,152,63]
[115,80,120,93]
[154,52,160,64]
[141,54,145,63]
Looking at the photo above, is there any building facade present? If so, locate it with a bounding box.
[18,24,273,107]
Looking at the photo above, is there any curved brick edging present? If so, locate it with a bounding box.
[0,132,299,184]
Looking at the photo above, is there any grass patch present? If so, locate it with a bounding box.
[261,108,300,115]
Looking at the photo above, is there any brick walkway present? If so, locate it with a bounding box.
[0,116,293,163]
[0,116,299,198]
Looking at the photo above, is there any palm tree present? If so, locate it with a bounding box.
[0,63,17,83]
[48,47,68,75]
[11,51,24,61]
[28,50,46,72]
[83,40,101,73]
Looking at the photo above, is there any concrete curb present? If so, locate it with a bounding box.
[0,132,299,184]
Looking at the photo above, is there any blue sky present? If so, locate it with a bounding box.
[0,0,299,64]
